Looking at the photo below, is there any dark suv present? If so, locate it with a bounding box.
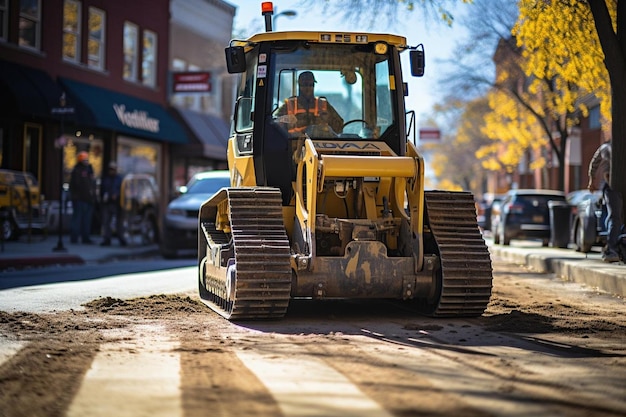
[493,189,567,246]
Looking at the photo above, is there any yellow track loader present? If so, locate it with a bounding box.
[198,2,492,320]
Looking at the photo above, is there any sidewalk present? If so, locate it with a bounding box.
[1,232,624,299]
[0,232,160,271]
[487,239,626,298]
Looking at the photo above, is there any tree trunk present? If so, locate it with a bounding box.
[556,122,568,191]
[589,0,626,222]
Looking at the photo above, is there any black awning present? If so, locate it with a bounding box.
[59,78,190,144]
[0,59,64,118]
[174,108,228,160]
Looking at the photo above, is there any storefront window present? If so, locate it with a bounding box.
[62,0,81,62]
[117,136,161,186]
[123,22,138,81]
[88,7,105,70]
[62,134,104,184]
[19,0,41,50]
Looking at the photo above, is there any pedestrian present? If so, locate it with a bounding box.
[69,151,96,244]
[99,161,127,246]
[588,138,623,263]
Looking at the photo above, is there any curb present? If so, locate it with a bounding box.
[0,255,85,271]
[489,245,626,298]
[0,247,161,272]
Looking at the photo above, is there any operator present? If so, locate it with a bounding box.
[276,71,343,136]
[588,137,622,263]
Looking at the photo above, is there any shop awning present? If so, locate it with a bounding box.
[59,78,189,144]
[174,108,229,160]
[0,60,65,118]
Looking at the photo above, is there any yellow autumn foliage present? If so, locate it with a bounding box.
[514,0,612,123]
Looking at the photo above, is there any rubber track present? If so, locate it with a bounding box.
[200,188,292,320]
[424,191,493,317]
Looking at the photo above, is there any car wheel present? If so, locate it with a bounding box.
[140,215,158,245]
[1,218,17,241]
[500,224,511,246]
[160,236,177,258]
[576,218,593,253]
[573,220,582,252]
[499,222,510,245]
[161,248,178,259]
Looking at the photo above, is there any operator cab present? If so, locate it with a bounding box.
[227,36,424,151]
[224,4,424,204]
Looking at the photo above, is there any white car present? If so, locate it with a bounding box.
[160,170,230,258]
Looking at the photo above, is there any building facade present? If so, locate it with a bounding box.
[0,0,235,234]
[486,38,606,196]
[168,0,235,195]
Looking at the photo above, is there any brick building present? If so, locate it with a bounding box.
[487,38,607,196]
[0,0,235,230]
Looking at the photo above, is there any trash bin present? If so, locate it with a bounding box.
[549,200,571,248]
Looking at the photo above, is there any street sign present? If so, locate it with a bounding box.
[172,72,212,93]
[419,127,441,141]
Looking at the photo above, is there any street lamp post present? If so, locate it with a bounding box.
[273,8,297,30]
[51,93,74,252]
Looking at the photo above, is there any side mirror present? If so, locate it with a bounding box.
[225,46,246,74]
[410,48,425,77]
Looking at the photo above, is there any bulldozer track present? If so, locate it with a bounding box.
[424,191,493,317]
[199,188,292,320]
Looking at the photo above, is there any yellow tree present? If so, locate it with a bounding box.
[478,87,548,183]
[514,1,624,201]
[429,97,493,194]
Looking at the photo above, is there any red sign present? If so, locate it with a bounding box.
[419,127,441,141]
[172,72,212,93]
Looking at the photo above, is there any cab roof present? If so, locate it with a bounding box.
[237,31,409,50]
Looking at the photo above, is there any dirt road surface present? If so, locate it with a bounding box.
[1,256,625,417]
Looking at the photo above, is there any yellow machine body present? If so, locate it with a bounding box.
[197,23,492,320]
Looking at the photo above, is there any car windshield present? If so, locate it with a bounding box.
[186,177,230,194]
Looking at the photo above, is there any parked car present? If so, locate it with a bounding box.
[160,170,231,258]
[120,173,160,245]
[488,197,506,236]
[0,169,47,241]
[493,189,567,246]
[566,189,595,208]
[570,190,606,252]
[476,193,504,232]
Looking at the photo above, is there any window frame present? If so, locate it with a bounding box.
[87,6,106,70]
[18,0,41,50]
[142,29,157,87]
[123,21,139,82]
[62,0,82,63]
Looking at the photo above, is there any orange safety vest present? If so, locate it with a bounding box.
[285,97,328,133]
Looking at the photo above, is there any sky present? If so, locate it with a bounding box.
[224,0,470,128]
